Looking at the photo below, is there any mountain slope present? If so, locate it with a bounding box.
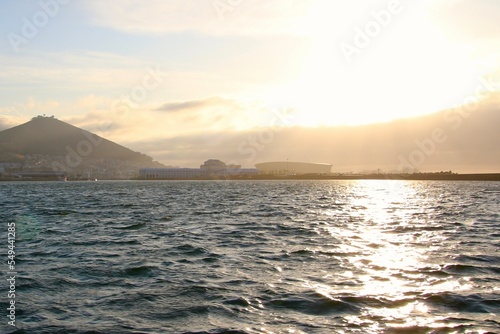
[0,116,154,163]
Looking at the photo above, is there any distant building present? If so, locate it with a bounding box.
[10,171,67,181]
[255,161,332,175]
[139,168,204,179]
[200,159,227,172]
[139,159,258,179]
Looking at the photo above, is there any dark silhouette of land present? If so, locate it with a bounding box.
[0,116,164,180]
[132,172,500,181]
[0,116,153,163]
[1,114,499,181]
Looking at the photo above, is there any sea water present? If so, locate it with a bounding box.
[1,180,499,333]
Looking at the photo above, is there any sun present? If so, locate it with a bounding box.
[266,0,481,127]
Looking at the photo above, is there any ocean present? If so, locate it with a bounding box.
[1,180,499,333]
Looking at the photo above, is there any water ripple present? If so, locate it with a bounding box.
[1,180,499,333]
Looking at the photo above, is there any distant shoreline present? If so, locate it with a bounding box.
[269,173,500,181]
[2,173,500,182]
[134,173,500,181]
[133,173,500,182]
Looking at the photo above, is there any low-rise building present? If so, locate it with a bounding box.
[255,161,332,175]
[139,159,258,179]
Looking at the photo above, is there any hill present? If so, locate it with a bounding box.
[0,116,164,179]
[0,116,154,163]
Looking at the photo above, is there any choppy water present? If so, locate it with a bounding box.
[1,180,499,334]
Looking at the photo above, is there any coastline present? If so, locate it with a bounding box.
[2,173,500,182]
[134,173,500,181]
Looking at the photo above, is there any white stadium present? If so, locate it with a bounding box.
[255,161,332,175]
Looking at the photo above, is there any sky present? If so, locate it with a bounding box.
[1,0,499,170]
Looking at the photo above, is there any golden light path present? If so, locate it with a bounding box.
[302,180,474,331]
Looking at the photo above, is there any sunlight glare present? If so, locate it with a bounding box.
[275,1,480,127]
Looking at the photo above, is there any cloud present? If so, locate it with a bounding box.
[430,0,500,41]
[82,0,313,36]
[128,105,500,173]
[0,98,60,121]
[61,95,289,149]
[0,51,162,101]
[0,114,27,131]
[3,92,499,173]
[154,96,232,113]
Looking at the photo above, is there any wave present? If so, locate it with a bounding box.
[443,263,500,275]
[3,180,499,333]
[183,330,250,334]
[112,222,147,230]
[424,292,500,313]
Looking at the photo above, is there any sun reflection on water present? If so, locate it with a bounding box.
[316,180,475,330]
